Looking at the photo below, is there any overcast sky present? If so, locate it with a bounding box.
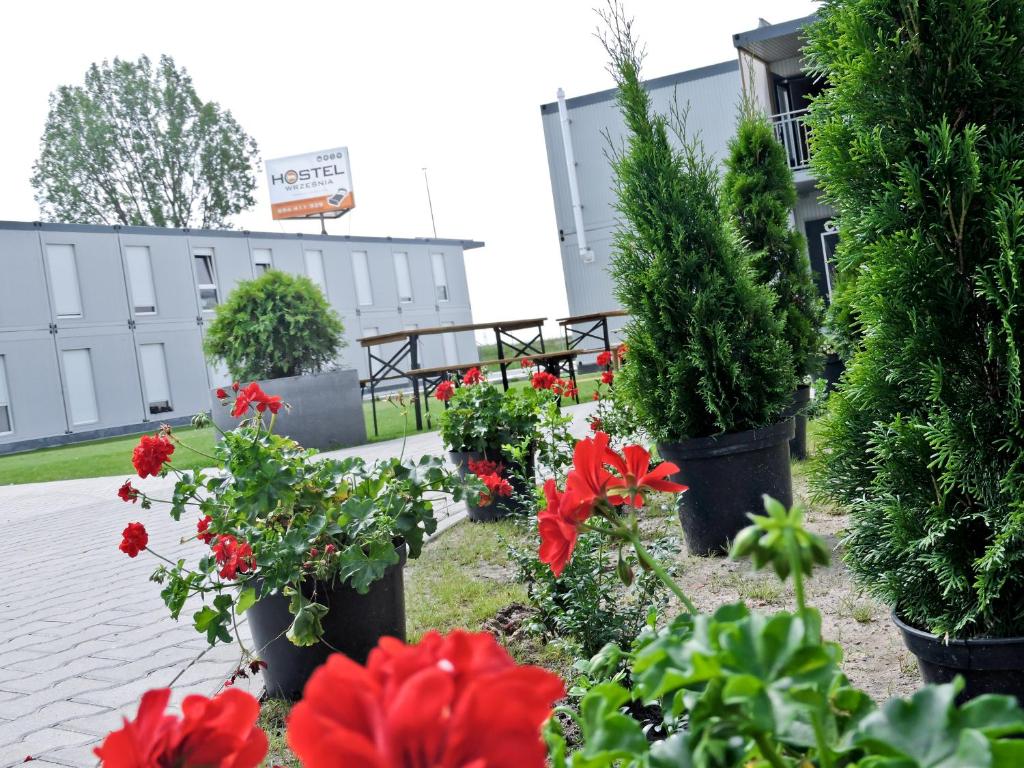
[2,0,818,341]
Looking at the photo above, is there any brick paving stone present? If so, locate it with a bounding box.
[0,403,598,766]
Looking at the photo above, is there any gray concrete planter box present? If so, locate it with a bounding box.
[213,368,366,451]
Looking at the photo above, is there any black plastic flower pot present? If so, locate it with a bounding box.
[658,419,795,556]
[449,448,535,522]
[822,353,845,394]
[784,385,812,461]
[892,612,1024,706]
[247,544,407,700]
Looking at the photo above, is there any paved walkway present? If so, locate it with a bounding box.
[0,402,596,766]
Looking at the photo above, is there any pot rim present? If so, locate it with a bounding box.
[892,610,1024,670]
[657,418,795,460]
[891,611,1024,648]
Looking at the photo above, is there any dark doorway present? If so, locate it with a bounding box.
[804,217,839,304]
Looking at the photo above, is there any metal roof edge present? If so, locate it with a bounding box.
[0,220,484,250]
[540,58,738,113]
[732,14,818,49]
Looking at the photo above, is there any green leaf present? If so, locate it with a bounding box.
[575,682,649,764]
[285,588,329,646]
[235,587,257,615]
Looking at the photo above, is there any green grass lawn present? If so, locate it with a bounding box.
[0,373,602,486]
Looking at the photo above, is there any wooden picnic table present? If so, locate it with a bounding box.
[556,309,628,353]
[356,318,548,434]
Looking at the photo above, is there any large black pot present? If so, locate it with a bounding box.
[822,353,845,394]
[247,545,407,700]
[658,419,794,556]
[893,612,1024,706]
[449,448,535,522]
[784,385,812,461]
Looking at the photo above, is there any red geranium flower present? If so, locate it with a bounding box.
[117,480,139,504]
[520,357,533,368]
[596,350,612,368]
[196,515,214,545]
[462,367,484,386]
[232,383,283,418]
[435,380,455,402]
[604,444,688,508]
[467,458,504,477]
[232,381,240,392]
[212,535,256,580]
[601,370,615,385]
[564,431,622,515]
[554,378,578,399]
[617,343,628,361]
[287,630,564,768]
[590,418,602,432]
[538,479,585,577]
[119,522,149,558]
[93,687,266,768]
[132,434,174,478]
[592,391,601,401]
[531,371,556,390]
[478,473,513,507]
[215,387,228,400]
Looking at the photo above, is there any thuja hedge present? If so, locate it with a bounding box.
[605,21,794,441]
[723,107,823,380]
[807,0,1024,636]
[204,270,345,381]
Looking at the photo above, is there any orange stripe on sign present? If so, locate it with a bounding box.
[271,193,356,220]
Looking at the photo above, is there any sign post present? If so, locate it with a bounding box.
[265,147,355,227]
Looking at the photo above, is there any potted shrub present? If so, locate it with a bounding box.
[116,383,474,699]
[723,104,824,460]
[436,364,573,522]
[203,269,364,450]
[807,0,1024,702]
[602,20,796,555]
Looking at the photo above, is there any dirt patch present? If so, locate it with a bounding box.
[665,462,920,702]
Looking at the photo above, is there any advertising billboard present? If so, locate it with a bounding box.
[265,147,355,220]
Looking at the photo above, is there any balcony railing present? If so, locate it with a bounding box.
[770,107,811,171]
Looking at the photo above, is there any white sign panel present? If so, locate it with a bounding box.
[265,147,354,220]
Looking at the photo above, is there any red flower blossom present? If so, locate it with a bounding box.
[596,350,612,368]
[310,547,319,558]
[553,378,578,399]
[118,480,139,504]
[232,381,240,392]
[564,431,622,515]
[478,473,513,507]
[538,479,584,577]
[93,687,266,768]
[617,343,628,361]
[462,367,484,386]
[467,458,504,477]
[325,544,337,555]
[287,630,564,768]
[215,388,228,400]
[435,380,455,402]
[197,515,214,545]
[232,383,283,418]
[531,371,557,390]
[132,434,174,478]
[592,391,601,401]
[520,357,534,368]
[119,522,149,558]
[590,418,602,432]
[212,535,256,580]
[601,370,615,385]
[604,444,688,508]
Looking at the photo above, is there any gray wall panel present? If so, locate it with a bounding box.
[0,230,51,330]
[0,330,68,443]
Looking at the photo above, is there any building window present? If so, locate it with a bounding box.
[393,252,413,303]
[441,321,458,366]
[45,244,83,319]
[140,343,173,414]
[124,245,157,315]
[63,348,99,425]
[193,248,219,310]
[304,249,328,295]
[352,251,373,306]
[253,248,273,275]
[0,355,12,435]
[431,253,450,302]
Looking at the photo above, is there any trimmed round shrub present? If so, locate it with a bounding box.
[204,270,345,381]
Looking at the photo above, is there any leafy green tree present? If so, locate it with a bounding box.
[32,55,258,228]
[204,270,345,381]
[723,105,824,380]
[807,0,1024,636]
[602,11,794,441]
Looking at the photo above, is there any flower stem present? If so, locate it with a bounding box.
[626,532,697,615]
[752,733,788,768]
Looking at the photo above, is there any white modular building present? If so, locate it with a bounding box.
[0,220,482,454]
[540,15,837,336]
